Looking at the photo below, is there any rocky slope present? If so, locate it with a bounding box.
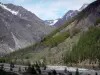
[54,3,89,27]
[54,10,78,27]
[0,3,54,54]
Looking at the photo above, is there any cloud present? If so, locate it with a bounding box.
[1,0,32,4]
[1,0,95,20]
[24,0,95,20]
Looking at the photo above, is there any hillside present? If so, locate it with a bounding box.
[0,3,54,55]
[2,0,100,68]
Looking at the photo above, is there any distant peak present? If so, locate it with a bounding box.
[79,3,89,11]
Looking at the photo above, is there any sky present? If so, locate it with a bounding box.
[1,0,95,20]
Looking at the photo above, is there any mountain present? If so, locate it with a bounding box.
[6,0,100,66]
[54,3,89,27]
[79,3,89,11]
[0,3,54,54]
[44,19,59,26]
[54,10,78,27]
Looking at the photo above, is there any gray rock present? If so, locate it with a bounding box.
[0,3,54,54]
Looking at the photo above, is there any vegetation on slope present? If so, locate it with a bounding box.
[3,0,100,65]
[41,32,69,47]
[4,15,76,63]
[95,18,100,25]
[64,28,100,64]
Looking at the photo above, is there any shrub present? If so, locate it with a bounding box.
[95,18,100,25]
[75,68,79,75]
[0,58,6,63]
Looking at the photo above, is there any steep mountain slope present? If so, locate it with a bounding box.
[54,10,78,27]
[44,3,88,27]
[0,3,54,54]
[4,0,100,67]
[54,3,89,27]
[79,3,89,11]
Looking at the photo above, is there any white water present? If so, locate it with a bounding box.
[47,66,95,72]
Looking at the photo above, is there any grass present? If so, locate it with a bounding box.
[41,32,69,47]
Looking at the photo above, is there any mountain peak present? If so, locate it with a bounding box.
[79,3,89,11]
[0,2,54,54]
[0,3,18,15]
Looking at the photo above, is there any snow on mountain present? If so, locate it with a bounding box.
[44,19,59,26]
[0,3,18,15]
[49,19,58,25]
[79,3,89,11]
[54,10,78,27]
[0,2,54,54]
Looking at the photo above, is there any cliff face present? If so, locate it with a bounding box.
[0,3,54,54]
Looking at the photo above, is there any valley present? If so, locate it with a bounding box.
[0,0,100,75]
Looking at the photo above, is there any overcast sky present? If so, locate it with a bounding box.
[1,0,95,20]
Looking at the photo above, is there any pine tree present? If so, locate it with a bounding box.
[18,67,21,72]
[0,64,4,70]
[95,72,98,75]
[64,68,67,73]
[52,70,57,75]
[10,62,13,71]
[75,68,79,75]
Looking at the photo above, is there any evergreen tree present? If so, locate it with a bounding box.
[75,68,79,75]
[27,65,37,74]
[0,64,4,70]
[52,70,57,75]
[95,72,98,75]
[10,63,13,71]
[18,67,21,72]
[35,62,41,74]
[48,72,52,75]
[69,72,72,75]
[64,68,67,73]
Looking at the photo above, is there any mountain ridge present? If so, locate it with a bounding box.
[0,3,54,54]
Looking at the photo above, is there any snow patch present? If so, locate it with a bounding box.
[27,24,31,27]
[0,4,18,15]
[79,3,88,11]
[49,20,58,26]
[9,47,14,52]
